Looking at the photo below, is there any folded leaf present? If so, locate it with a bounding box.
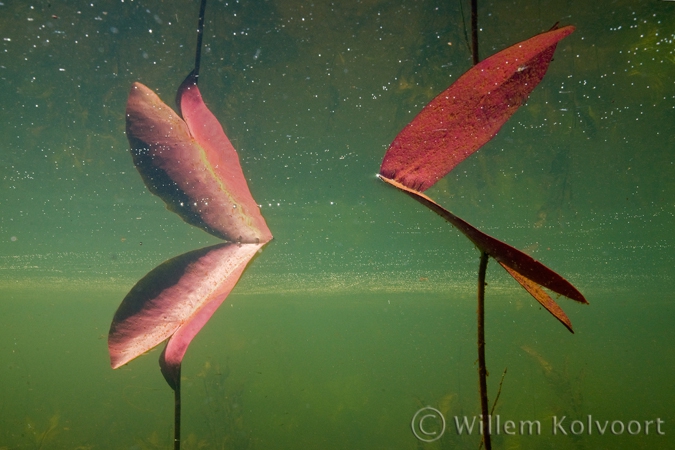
[115,72,273,389]
[499,262,574,333]
[378,175,586,306]
[125,75,272,244]
[380,26,574,191]
[109,243,263,372]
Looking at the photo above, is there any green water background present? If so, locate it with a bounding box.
[1,0,674,448]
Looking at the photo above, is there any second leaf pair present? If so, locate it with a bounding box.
[379,25,587,331]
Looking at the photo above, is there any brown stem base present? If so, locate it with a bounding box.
[477,252,491,450]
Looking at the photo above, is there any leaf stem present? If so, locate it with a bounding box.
[193,0,208,83]
[477,251,491,450]
[173,363,182,450]
[471,0,479,65]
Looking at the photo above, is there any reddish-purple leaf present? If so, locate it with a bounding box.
[111,75,273,377]
[379,175,587,308]
[499,262,574,333]
[125,76,272,244]
[108,243,263,372]
[380,26,574,191]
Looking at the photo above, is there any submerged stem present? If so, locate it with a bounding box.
[173,363,182,450]
[472,6,485,442]
[471,0,479,65]
[490,367,508,417]
[193,0,208,83]
[477,251,491,450]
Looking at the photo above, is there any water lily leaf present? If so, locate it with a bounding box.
[380,26,574,191]
[125,74,272,244]
[114,71,273,391]
[109,243,263,376]
[378,175,586,309]
[499,262,574,333]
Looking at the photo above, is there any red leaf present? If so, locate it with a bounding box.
[499,262,574,333]
[380,26,574,191]
[379,175,587,305]
[108,243,263,372]
[125,76,272,244]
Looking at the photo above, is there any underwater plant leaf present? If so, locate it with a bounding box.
[499,262,574,333]
[118,72,273,390]
[108,243,263,372]
[378,175,587,305]
[125,75,272,244]
[380,25,574,191]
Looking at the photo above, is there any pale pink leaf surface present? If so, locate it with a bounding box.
[109,243,262,370]
[125,80,272,244]
[380,26,574,191]
[112,74,273,380]
[158,245,258,388]
[177,74,273,244]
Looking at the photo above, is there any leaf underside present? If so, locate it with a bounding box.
[380,26,575,192]
[110,73,272,383]
[378,175,584,332]
[378,26,583,332]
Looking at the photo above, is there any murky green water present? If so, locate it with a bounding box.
[1,0,674,448]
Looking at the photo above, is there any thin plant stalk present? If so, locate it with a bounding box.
[175,1,204,448]
[193,0,207,83]
[470,3,490,448]
[471,0,479,64]
[173,364,182,450]
[476,251,491,450]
